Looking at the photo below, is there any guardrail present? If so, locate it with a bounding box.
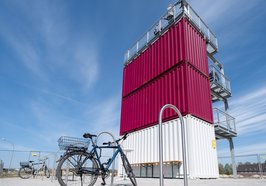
[213,108,236,132]
[209,65,231,94]
[124,0,218,64]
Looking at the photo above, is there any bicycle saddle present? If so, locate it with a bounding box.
[83,133,97,139]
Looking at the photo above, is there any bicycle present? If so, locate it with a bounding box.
[18,157,50,179]
[56,133,137,186]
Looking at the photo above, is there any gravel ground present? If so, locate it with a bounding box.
[0,177,266,186]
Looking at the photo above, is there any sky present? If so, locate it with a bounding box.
[0,0,266,165]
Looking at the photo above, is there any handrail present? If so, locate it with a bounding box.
[213,108,236,132]
[209,64,231,93]
[158,104,188,186]
[124,0,218,64]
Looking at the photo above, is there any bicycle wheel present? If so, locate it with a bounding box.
[121,154,137,186]
[18,167,32,179]
[56,151,99,186]
[44,166,50,178]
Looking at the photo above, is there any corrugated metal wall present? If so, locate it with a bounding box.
[118,115,219,178]
[122,18,208,98]
[120,61,213,134]
[120,17,212,134]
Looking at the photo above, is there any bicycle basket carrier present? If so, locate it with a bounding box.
[20,162,30,168]
[58,136,90,150]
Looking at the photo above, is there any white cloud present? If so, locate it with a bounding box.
[23,93,121,150]
[228,86,266,135]
[218,142,266,157]
[188,0,260,26]
[82,95,121,137]
[0,0,99,90]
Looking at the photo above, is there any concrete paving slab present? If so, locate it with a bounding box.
[0,177,266,186]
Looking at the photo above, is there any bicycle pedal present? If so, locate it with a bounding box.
[101,182,106,185]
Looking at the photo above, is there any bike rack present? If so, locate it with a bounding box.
[158,104,188,186]
[96,131,116,186]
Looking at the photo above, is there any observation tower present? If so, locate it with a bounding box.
[119,0,237,178]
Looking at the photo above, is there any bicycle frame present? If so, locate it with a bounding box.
[90,143,124,171]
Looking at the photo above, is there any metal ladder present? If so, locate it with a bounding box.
[158,104,188,186]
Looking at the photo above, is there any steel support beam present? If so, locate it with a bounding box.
[229,138,237,178]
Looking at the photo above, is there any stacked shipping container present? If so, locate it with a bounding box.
[120,17,213,135]
[119,14,219,178]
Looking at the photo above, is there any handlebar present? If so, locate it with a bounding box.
[83,132,129,146]
[102,133,129,146]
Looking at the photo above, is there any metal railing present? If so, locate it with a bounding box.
[158,104,188,186]
[184,5,218,54]
[209,65,231,94]
[218,153,266,179]
[213,108,236,132]
[124,0,218,64]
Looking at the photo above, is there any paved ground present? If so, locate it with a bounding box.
[0,177,266,186]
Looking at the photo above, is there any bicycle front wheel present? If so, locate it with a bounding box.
[121,154,137,186]
[56,151,99,186]
[18,167,32,179]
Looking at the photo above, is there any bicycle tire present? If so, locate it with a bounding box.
[18,167,32,179]
[44,166,50,178]
[121,154,137,186]
[56,151,99,186]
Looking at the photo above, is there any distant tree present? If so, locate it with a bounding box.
[244,162,251,165]
[218,163,225,174]
[224,163,233,175]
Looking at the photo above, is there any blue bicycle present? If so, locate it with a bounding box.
[56,133,137,186]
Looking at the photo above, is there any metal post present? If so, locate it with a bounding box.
[51,152,58,182]
[159,20,162,33]
[228,138,237,178]
[96,132,117,186]
[158,104,188,186]
[257,154,263,179]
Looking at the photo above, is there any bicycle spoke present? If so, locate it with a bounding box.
[57,151,99,186]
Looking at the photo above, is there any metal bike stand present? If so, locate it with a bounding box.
[158,104,188,186]
[96,132,116,186]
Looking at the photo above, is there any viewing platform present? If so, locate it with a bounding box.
[124,0,218,64]
[213,108,237,139]
[209,65,232,102]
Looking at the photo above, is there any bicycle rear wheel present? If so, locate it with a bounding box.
[44,166,50,178]
[18,167,32,179]
[56,151,99,186]
[121,154,137,186]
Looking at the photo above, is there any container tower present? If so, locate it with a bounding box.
[119,0,237,178]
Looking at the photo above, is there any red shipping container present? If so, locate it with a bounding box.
[120,61,213,135]
[122,17,208,97]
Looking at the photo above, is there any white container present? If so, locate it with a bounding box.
[118,114,219,178]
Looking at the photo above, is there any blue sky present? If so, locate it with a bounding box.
[0,0,266,160]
